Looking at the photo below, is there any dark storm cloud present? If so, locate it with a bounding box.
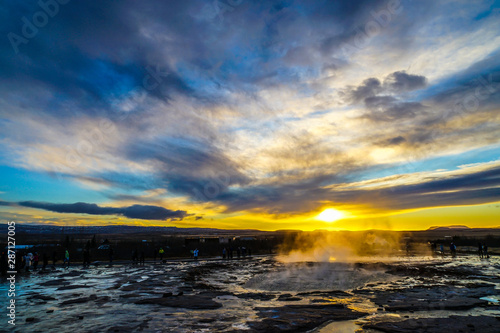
[122,137,249,199]
[1,0,195,114]
[348,71,429,103]
[18,201,187,220]
[345,70,429,121]
[1,0,418,116]
[383,71,427,93]
[349,78,383,102]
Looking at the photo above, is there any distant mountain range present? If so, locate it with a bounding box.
[5,223,500,235]
[8,224,270,236]
[427,225,471,231]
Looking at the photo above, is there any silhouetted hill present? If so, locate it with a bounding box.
[427,225,470,231]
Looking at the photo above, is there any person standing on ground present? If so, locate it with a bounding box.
[109,247,114,265]
[159,247,164,262]
[33,252,39,270]
[484,244,489,258]
[193,248,199,260]
[450,243,457,258]
[42,253,48,270]
[52,251,57,268]
[478,242,484,259]
[63,249,70,268]
[83,248,90,268]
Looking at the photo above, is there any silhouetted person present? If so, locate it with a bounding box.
[83,249,90,267]
[159,247,164,262]
[24,253,30,272]
[132,248,138,264]
[222,248,227,259]
[52,251,57,267]
[450,243,456,257]
[478,242,484,258]
[237,247,241,259]
[21,253,26,271]
[484,244,489,258]
[63,249,70,268]
[193,248,199,260]
[109,247,114,265]
[42,253,48,270]
[33,252,39,270]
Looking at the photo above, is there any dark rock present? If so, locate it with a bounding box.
[370,285,496,311]
[61,295,96,305]
[59,271,83,277]
[39,279,69,286]
[362,315,500,332]
[247,303,366,332]
[296,290,351,297]
[57,284,91,290]
[236,292,276,301]
[30,294,56,301]
[26,317,37,322]
[135,295,222,309]
[277,294,302,302]
[119,293,142,298]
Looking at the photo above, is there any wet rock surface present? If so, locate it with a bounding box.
[244,303,366,332]
[3,256,500,332]
[361,315,500,332]
[358,284,498,311]
[135,294,223,309]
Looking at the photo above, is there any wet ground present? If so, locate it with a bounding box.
[1,255,499,332]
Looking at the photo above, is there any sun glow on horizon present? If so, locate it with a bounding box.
[317,208,344,223]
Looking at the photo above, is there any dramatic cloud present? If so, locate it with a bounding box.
[18,201,188,221]
[0,0,499,229]
[383,71,427,93]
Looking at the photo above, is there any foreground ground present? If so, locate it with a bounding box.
[1,255,499,332]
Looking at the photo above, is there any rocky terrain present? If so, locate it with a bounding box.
[1,255,499,332]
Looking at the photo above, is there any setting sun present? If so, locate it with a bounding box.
[317,208,344,223]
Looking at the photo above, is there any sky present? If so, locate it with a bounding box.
[1,0,499,231]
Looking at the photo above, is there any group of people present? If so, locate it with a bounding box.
[478,242,490,259]
[4,249,71,272]
[429,241,492,259]
[131,248,146,265]
[222,246,251,259]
